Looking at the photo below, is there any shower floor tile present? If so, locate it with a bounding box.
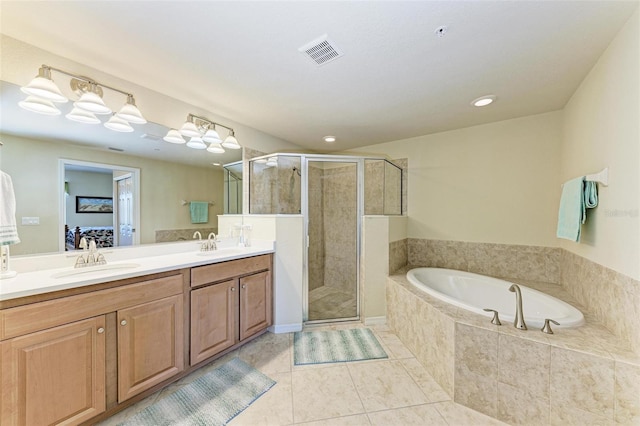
[308,286,357,320]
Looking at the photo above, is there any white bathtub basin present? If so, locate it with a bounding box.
[52,263,141,279]
[406,268,584,328]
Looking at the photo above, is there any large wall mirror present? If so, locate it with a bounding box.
[0,81,243,256]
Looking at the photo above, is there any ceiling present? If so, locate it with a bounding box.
[1,1,637,153]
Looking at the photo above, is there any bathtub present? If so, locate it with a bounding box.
[406,268,584,328]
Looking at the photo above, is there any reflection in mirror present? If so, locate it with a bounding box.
[0,81,242,256]
[223,161,243,214]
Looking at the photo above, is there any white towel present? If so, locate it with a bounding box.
[0,171,20,245]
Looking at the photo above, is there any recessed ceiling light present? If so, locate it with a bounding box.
[471,95,496,107]
[323,136,336,143]
[211,162,221,166]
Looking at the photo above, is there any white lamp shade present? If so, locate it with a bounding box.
[74,91,111,114]
[265,157,278,167]
[163,129,186,144]
[104,115,134,132]
[66,107,101,124]
[203,129,222,143]
[186,136,207,149]
[207,142,225,154]
[255,158,268,164]
[18,96,61,115]
[21,76,68,103]
[179,121,201,138]
[221,132,241,149]
[116,103,146,124]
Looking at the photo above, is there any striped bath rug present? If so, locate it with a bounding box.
[119,358,275,426]
[294,328,388,365]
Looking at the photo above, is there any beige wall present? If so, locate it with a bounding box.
[352,111,563,247]
[560,9,639,280]
[1,133,223,255]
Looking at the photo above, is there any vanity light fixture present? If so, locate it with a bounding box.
[323,135,336,143]
[265,156,278,167]
[19,64,146,130]
[165,114,240,154]
[471,95,496,107]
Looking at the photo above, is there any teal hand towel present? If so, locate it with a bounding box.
[584,181,598,210]
[557,177,585,242]
[190,201,209,224]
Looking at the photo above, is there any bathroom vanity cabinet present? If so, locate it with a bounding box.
[190,254,272,365]
[0,253,273,426]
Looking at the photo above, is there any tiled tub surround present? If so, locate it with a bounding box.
[407,238,640,355]
[387,272,640,425]
[389,238,408,273]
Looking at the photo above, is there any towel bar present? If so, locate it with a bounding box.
[585,167,608,186]
[181,200,215,206]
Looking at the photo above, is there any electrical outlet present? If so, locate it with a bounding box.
[21,217,40,226]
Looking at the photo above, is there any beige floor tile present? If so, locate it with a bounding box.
[400,358,451,402]
[367,404,448,425]
[96,392,162,425]
[292,365,365,423]
[295,414,371,425]
[239,331,292,375]
[373,331,415,359]
[434,401,509,426]
[347,360,428,412]
[230,372,294,426]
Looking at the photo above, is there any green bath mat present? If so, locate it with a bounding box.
[119,358,275,426]
[294,328,388,365]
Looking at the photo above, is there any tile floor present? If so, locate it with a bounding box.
[99,323,507,426]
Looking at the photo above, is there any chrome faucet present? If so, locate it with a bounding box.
[508,284,527,330]
[193,231,202,240]
[199,232,217,252]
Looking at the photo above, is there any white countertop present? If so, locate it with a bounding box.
[0,239,275,302]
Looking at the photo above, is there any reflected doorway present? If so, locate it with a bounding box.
[59,159,140,251]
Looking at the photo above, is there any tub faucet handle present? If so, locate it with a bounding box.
[541,319,560,334]
[483,308,502,326]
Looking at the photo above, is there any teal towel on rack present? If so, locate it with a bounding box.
[190,201,209,224]
[556,177,599,242]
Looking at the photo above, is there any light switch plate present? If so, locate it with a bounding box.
[21,217,40,225]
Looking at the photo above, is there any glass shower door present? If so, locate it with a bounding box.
[306,159,360,322]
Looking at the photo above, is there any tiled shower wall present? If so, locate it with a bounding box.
[403,238,640,354]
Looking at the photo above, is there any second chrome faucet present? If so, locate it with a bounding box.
[508,284,527,330]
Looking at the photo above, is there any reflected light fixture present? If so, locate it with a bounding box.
[207,142,225,154]
[66,107,101,124]
[165,114,240,154]
[265,156,278,167]
[19,64,146,132]
[18,96,61,115]
[104,114,134,132]
[323,135,336,143]
[186,136,207,149]
[163,129,186,144]
[471,95,496,107]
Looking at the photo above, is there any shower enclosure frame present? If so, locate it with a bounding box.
[247,152,401,325]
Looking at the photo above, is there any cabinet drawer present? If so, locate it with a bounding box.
[0,274,183,340]
[191,254,271,288]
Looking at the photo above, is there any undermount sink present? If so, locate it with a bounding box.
[196,248,245,257]
[51,263,141,279]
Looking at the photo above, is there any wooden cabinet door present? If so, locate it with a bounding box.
[1,316,106,426]
[239,271,272,341]
[190,280,238,365]
[117,294,184,403]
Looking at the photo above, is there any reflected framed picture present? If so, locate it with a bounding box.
[76,196,113,213]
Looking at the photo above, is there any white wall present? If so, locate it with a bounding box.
[352,111,563,247]
[560,9,639,280]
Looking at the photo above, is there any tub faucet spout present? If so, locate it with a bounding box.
[508,284,527,330]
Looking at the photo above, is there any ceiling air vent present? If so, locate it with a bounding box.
[298,34,343,66]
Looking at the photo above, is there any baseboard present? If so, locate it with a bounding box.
[364,316,387,326]
[269,323,303,334]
